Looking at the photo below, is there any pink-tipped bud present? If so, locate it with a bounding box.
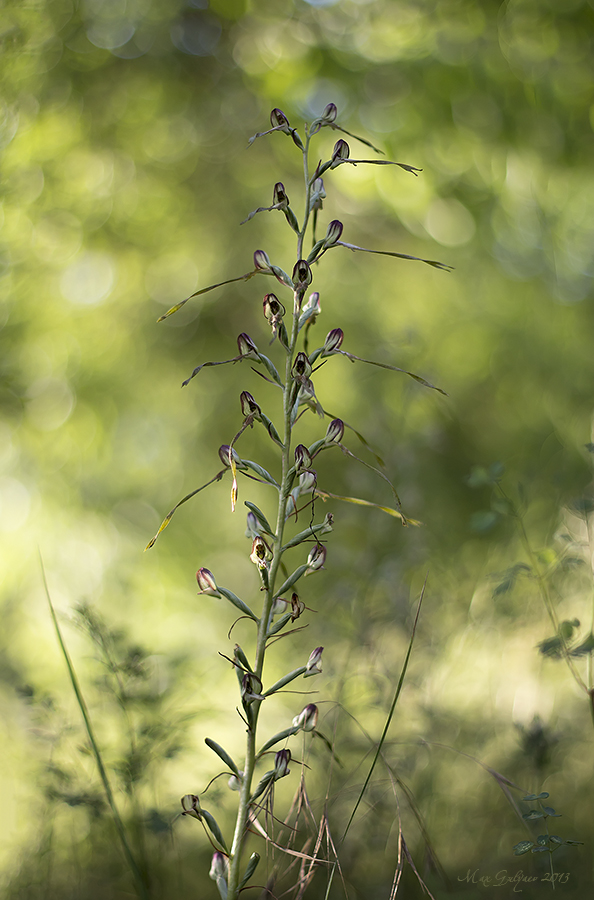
[209,851,228,881]
[292,351,312,379]
[306,646,324,675]
[181,794,202,819]
[253,249,272,272]
[294,444,313,471]
[245,511,259,539]
[270,108,290,132]
[331,138,350,167]
[292,259,312,288]
[274,748,291,779]
[325,418,344,443]
[323,328,344,353]
[240,390,261,419]
[292,703,319,732]
[237,332,260,359]
[324,219,343,247]
[273,182,289,208]
[306,544,326,574]
[196,568,220,597]
[321,102,338,123]
[263,293,285,322]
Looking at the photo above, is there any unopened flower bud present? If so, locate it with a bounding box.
[321,102,338,123]
[209,851,228,881]
[294,444,313,471]
[263,293,285,322]
[298,470,316,494]
[290,592,305,621]
[237,332,260,359]
[181,794,201,819]
[270,108,291,132]
[273,182,289,209]
[292,259,312,288]
[331,138,350,167]
[240,390,261,419]
[242,671,264,703]
[249,535,271,569]
[196,568,220,597]
[302,291,321,320]
[306,646,324,675]
[271,596,288,617]
[323,328,344,354]
[292,703,319,732]
[253,249,272,272]
[245,511,259,539]
[219,444,243,468]
[306,543,326,574]
[273,748,291,779]
[325,418,344,443]
[292,351,312,379]
[228,771,243,791]
[324,219,343,247]
[310,178,326,212]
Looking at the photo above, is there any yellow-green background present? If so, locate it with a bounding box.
[2,0,594,897]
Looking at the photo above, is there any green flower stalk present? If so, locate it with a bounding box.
[148,103,449,900]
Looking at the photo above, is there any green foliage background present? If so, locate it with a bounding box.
[2,0,594,897]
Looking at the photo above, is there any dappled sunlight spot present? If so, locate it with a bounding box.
[0,478,31,532]
[142,115,200,165]
[145,253,199,307]
[510,677,555,724]
[424,198,475,247]
[32,211,83,265]
[59,148,115,198]
[233,20,312,74]
[60,251,115,305]
[352,5,431,62]
[375,164,432,215]
[0,423,16,469]
[26,377,75,432]
[170,12,221,56]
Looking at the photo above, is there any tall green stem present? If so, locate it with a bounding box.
[226,136,313,900]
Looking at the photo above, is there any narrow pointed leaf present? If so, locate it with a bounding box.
[257,353,283,386]
[157,271,259,321]
[314,489,421,526]
[274,565,309,597]
[205,738,240,777]
[182,357,239,387]
[244,501,275,537]
[218,587,259,622]
[201,808,228,852]
[330,123,384,154]
[266,611,293,637]
[342,578,427,841]
[242,459,280,488]
[145,471,226,549]
[281,520,333,551]
[263,667,307,697]
[238,853,260,890]
[258,726,301,755]
[336,241,453,272]
[339,351,447,395]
